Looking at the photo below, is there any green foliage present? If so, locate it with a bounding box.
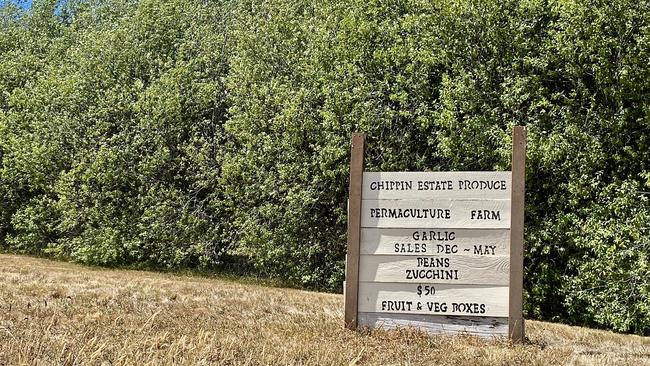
[1,0,649,334]
[1,0,233,267]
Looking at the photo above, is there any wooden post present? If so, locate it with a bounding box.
[345,133,365,329]
[509,126,526,342]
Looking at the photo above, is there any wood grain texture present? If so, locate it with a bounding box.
[359,255,509,285]
[345,133,365,330]
[360,228,509,256]
[358,282,509,317]
[509,126,526,342]
[361,199,511,229]
[358,312,508,338]
[363,171,511,200]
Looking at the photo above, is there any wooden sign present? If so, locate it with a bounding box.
[345,127,526,341]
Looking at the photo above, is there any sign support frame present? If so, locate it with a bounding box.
[345,132,365,329]
[509,126,526,342]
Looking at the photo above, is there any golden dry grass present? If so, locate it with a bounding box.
[1,254,649,365]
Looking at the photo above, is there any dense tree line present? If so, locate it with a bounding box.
[1,0,648,334]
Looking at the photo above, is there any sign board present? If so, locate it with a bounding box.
[344,127,526,341]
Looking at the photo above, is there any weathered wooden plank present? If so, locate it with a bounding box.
[509,126,526,342]
[360,228,509,256]
[361,199,511,229]
[345,133,365,330]
[363,171,512,200]
[358,282,509,317]
[359,255,509,285]
[358,312,508,338]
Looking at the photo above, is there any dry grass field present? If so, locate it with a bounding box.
[1,254,649,365]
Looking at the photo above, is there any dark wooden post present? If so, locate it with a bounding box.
[345,133,365,329]
[509,126,526,342]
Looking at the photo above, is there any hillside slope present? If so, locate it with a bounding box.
[0,254,648,365]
